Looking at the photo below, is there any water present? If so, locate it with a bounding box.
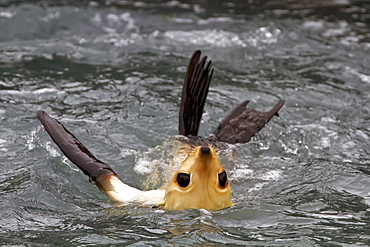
[1,0,370,245]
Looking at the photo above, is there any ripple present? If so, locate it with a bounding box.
[162,27,281,48]
[1,0,370,245]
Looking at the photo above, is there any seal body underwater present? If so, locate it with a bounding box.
[37,50,284,211]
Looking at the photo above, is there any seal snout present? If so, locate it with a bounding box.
[200,146,210,155]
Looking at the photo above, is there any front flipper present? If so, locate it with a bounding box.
[179,50,214,137]
[37,111,164,205]
[212,100,285,144]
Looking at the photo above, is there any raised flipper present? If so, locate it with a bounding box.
[178,50,284,144]
[179,50,213,137]
[37,111,164,205]
[37,111,116,180]
[212,100,285,144]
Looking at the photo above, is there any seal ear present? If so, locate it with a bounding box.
[179,50,213,137]
[212,99,285,144]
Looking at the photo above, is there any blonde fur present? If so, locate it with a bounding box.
[160,146,233,211]
[95,146,233,211]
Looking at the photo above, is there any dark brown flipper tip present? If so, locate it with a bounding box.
[37,111,116,181]
[179,50,214,137]
[212,100,285,144]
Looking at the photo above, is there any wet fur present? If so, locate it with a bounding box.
[160,146,233,211]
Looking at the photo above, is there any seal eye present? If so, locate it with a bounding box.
[177,173,190,187]
[218,171,228,187]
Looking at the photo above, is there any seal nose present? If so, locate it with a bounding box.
[200,146,210,155]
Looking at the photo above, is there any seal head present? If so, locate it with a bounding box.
[160,146,233,211]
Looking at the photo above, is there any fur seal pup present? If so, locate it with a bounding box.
[37,50,284,211]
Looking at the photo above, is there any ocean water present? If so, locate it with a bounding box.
[1,0,370,246]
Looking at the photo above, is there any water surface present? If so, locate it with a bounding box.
[1,0,370,246]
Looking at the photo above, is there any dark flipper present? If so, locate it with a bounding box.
[212,100,285,144]
[37,111,162,203]
[179,50,214,137]
[37,111,116,181]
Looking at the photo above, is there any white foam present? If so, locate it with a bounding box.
[134,158,153,175]
[230,168,253,181]
[62,156,79,172]
[32,88,59,94]
[0,11,15,18]
[26,128,38,150]
[0,88,60,95]
[172,17,193,23]
[198,17,236,25]
[163,27,281,48]
[45,141,60,157]
[302,20,325,30]
[0,138,8,152]
[163,30,245,47]
[346,67,370,84]
[261,170,282,181]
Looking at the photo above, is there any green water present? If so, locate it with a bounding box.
[1,0,370,246]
